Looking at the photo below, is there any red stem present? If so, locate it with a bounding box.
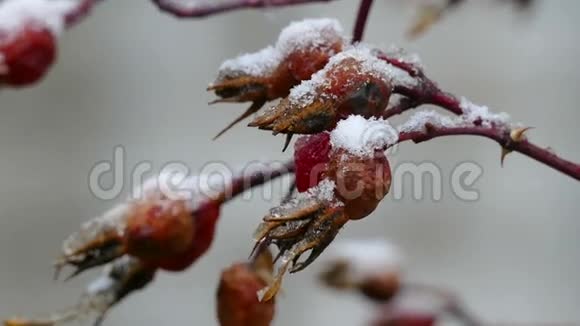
[352,0,374,43]
[397,125,580,181]
[150,0,334,18]
[375,51,580,181]
[212,160,295,206]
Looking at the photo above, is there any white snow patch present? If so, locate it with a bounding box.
[0,0,76,41]
[330,115,398,157]
[398,98,511,133]
[276,17,344,58]
[460,97,510,127]
[288,45,417,108]
[216,18,343,79]
[218,46,282,79]
[326,238,403,282]
[397,110,456,133]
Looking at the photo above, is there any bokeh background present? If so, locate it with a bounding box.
[1,0,579,325]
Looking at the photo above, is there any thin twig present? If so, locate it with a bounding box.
[64,0,104,28]
[352,0,374,43]
[395,124,580,181]
[150,0,335,18]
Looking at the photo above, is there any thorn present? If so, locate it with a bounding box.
[500,147,511,167]
[510,126,533,142]
[52,263,63,281]
[281,133,294,152]
[213,101,265,140]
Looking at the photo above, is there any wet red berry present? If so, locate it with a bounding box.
[293,132,331,192]
[0,25,56,86]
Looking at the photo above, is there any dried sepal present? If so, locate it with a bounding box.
[252,180,347,301]
[5,257,155,326]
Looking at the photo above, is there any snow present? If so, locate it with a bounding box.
[384,44,424,70]
[398,98,511,133]
[330,115,398,157]
[278,178,340,212]
[397,110,456,133]
[460,96,510,127]
[276,17,344,58]
[288,45,417,108]
[216,18,343,80]
[307,178,337,202]
[0,0,76,40]
[218,46,282,79]
[325,238,403,282]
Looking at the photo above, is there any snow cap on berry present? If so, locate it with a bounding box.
[330,115,398,157]
[217,18,344,79]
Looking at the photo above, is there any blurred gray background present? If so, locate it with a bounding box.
[0,0,579,325]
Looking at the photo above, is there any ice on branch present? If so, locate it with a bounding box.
[325,238,403,282]
[0,0,76,39]
[398,98,511,134]
[289,45,417,107]
[217,18,343,79]
[330,115,398,157]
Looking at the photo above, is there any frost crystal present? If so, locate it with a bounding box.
[325,238,403,282]
[216,18,343,79]
[0,0,76,40]
[330,115,398,157]
[288,45,417,107]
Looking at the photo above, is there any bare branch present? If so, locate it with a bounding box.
[375,51,580,181]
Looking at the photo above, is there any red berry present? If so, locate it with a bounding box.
[123,200,195,262]
[217,262,275,326]
[293,132,331,192]
[0,24,56,86]
[123,198,221,272]
[151,201,221,272]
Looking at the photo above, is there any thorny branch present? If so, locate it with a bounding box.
[378,51,580,181]
[150,0,335,18]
